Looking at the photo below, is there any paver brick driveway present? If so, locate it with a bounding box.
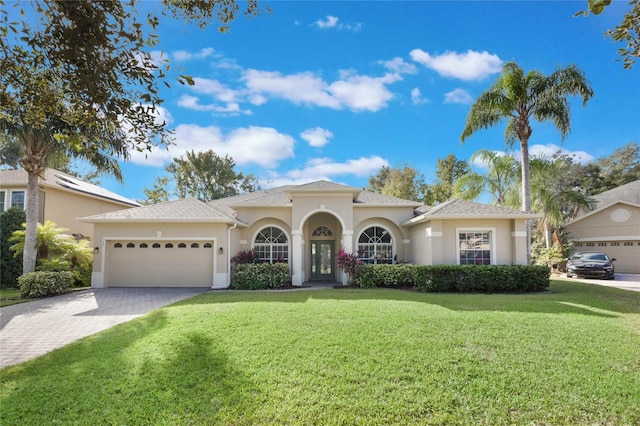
[0,288,207,369]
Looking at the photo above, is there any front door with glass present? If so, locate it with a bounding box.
[310,241,334,280]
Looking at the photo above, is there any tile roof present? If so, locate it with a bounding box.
[574,180,640,218]
[79,180,536,223]
[81,198,240,223]
[403,198,541,226]
[0,168,140,207]
[209,181,420,207]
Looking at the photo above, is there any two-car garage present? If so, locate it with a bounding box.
[106,239,215,287]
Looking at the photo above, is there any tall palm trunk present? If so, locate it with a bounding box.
[19,126,49,273]
[519,130,532,263]
[23,172,39,273]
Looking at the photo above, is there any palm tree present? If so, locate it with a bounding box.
[460,61,593,260]
[1,117,125,274]
[453,149,520,205]
[528,155,596,249]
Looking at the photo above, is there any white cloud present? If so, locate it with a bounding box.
[128,125,295,168]
[444,88,473,104]
[243,69,339,108]
[283,156,389,180]
[178,78,252,115]
[411,87,428,105]
[471,145,595,170]
[410,49,503,81]
[301,127,334,147]
[528,143,595,164]
[177,94,249,115]
[381,57,418,74]
[172,47,215,62]
[313,15,363,32]
[191,77,239,103]
[315,15,339,29]
[242,69,398,112]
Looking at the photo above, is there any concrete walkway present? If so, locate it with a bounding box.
[0,288,206,369]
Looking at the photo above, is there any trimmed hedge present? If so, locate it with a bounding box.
[231,263,291,290]
[356,264,415,289]
[355,264,550,293]
[18,271,74,298]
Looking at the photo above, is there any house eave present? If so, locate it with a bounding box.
[79,218,248,227]
[402,213,543,226]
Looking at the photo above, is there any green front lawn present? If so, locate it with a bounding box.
[1,281,639,424]
[0,288,24,307]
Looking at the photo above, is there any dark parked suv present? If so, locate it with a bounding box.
[566,252,616,280]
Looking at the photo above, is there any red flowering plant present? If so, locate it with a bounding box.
[230,249,259,265]
[337,248,362,285]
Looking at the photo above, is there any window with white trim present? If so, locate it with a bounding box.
[458,230,492,265]
[10,191,25,210]
[253,226,288,264]
[358,226,393,264]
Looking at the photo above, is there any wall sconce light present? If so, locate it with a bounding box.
[94,247,99,254]
[218,247,224,254]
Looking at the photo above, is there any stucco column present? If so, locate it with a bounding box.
[339,230,353,285]
[292,230,303,286]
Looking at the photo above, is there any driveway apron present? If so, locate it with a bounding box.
[0,288,206,369]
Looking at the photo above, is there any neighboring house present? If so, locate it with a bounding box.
[0,168,140,241]
[565,180,640,274]
[81,180,540,289]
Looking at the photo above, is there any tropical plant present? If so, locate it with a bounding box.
[461,61,593,259]
[337,249,362,285]
[453,149,520,204]
[230,249,260,265]
[10,221,93,286]
[528,154,596,249]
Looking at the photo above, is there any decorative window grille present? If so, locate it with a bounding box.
[358,226,393,264]
[253,227,289,264]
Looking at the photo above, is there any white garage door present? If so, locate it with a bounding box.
[601,242,640,274]
[107,240,214,287]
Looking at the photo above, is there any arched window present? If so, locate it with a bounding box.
[152,243,161,248]
[191,243,200,248]
[178,243,187,248]
[203,243,212,248]
[114,243,123,248]
[126,243,135,248]
[253,226,288,264]
[165,243,174,248]
[358,226,393,264]
[312,226,333,237]
[140,243,148,248]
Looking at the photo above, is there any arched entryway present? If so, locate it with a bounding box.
[303,212,344,283]
[310,226,335,281]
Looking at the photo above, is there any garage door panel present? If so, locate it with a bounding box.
[107,241,214,287]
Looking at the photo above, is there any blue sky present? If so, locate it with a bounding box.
[96,1,639,202]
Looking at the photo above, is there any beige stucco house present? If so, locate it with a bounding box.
[565,180,640,273]
[0,168,140,241]
[82,181,540,288]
